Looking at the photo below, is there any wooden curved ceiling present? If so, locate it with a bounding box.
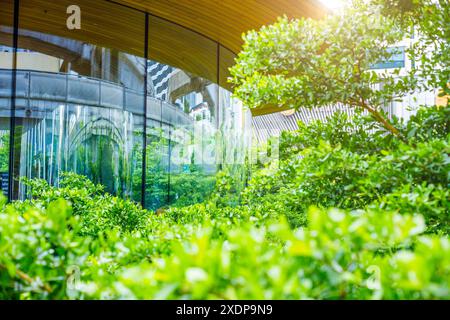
[2,0,326,116]
[117,0,327,116]
[115,0,326,54]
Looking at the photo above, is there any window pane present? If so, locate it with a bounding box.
[15,0,145,200]
[146,16,218,210]
[219,44,236,91]
[219,46,253,205]
[370,46,406,69]
[145,101,169,210]
[0,0,14,197]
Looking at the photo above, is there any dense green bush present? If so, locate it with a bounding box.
[372,183,449,235]
[279,111,399,159]
[169,171,216,208]
[2,194,448,299]
[242,106,449,231]
[0,197,87,299]
[20,172,150,237]
[0,104,448,300]
[402,106,450,142]
[1,97,448,300]
[1,0,448,300]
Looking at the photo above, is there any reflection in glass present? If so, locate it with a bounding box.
[0,0,14,197]
[1,0,253,208]
[13,0,146,200]
[217,46,253,205]
[145,16,220,210]
[145,61,220,209]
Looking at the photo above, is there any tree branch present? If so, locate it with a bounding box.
[0,263,53,294]
[352,97,408,143]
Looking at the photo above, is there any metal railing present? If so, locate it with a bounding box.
[0,69,193,128]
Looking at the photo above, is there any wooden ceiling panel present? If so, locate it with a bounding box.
[148,15,217,84]
[115,0,326,54]
[18,0,146,57]
[0,0,14,29]
[9,0,325,115]
[219,45,236,92]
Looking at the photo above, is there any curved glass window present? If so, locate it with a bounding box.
[0,0,14,197]
[1,0,252,209]
[15,0,146,200]
[146,16,219,209]
[218,46,253,204]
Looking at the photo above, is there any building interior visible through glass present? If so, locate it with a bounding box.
[0,0,252,210]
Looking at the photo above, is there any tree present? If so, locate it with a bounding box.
[371,0,449,97]
[230,4,419,141]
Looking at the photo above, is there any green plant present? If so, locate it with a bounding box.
[20,172,150,237]
[1,125,448,300]
[373,183,449,235]
[0,132,9,173]
[230,4,419,140]
[243,106,449,231]
[280,111,399,160]
[0,196,88,299]
[81,207,449,300]
[1,0,449,302]
[371,0,449,94]
[402,105,450,142]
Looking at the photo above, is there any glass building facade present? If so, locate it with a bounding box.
[0,0,252,210]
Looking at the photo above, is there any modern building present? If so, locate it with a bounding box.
[252,39,443,144]
[0,0,325,209]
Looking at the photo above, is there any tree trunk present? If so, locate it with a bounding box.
[356,99,408,143]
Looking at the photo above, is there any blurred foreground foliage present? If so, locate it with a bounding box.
[0,105,448,300]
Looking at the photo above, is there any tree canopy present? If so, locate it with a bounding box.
[230,1,448,140]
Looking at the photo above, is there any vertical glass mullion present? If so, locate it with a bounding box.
[4,0,20,201]
[142,13,149,208]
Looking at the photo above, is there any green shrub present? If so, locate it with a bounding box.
[169,171,216,208]
[372,183,450,235]
[402,105,450,142]
[243,106,449,231]
[20,173,150,237]
[0,196,88,299]
[1,104,448,300]
[280,111,398,159]
[82,207,449,300]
